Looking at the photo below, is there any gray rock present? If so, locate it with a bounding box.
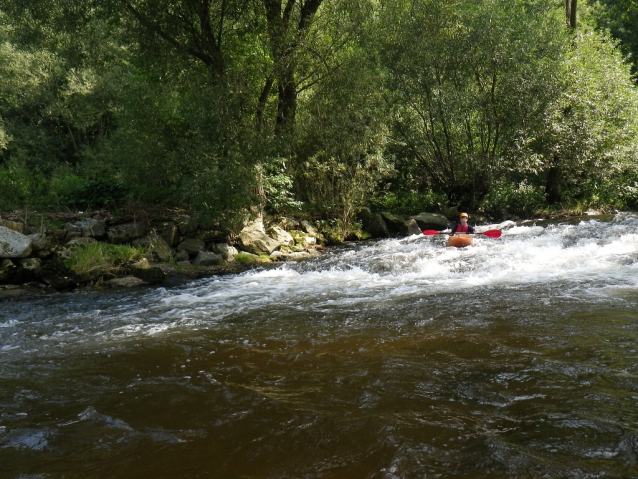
[174,250,190,262]
[129,259,166,284]
[0,226,33,258]
[365,213,390,238]
[66,237,98,246]
[134,235,173,262]
[161,225,180,247]
[177,238,206,256]
[64,223,83,242]
[28,233,48,251]
[212,243,238,261]
[75,218,107,238]
[409,212,449,231]
[193,251,223,266]
[108,276,146,288]
[380,212,406,233]
[107,222,147,244]
[300,220,320,237]
[238,221,281,255]
[402,218,423,236]
[267,226,294,247]
[176,260,191,266]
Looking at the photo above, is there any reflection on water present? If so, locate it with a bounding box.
[1,214,638,478]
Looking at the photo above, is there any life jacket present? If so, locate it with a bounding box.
[455,224,469,233]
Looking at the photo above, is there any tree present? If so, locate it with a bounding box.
[378,0,566,208]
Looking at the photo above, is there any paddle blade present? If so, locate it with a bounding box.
[422,230,441,236]
[480,229,502,238]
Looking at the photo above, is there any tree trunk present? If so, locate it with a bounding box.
[566,0,577,29]
[546,165,563,204]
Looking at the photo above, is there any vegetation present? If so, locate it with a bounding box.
[64,243,147,279]
[1,0,637,230]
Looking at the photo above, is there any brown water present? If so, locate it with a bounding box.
[1,215,638,478]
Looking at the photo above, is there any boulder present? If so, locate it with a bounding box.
[64,223,83,242]
[177,238,206,256]
[0,219,24,233]
[364,213,390,238]
[129,258,166,284]
[356,207,372,229]
[402,218,423,236]
[300,220,320,237]
[75,218,107,238]
[66,237,98,246]
[28,233,49,252]
[193,251,223,266]
[0,259,17,284]
[267,226,294,247]
[133,235,173,262]
[161,225,180,247]
[0,226,33,258]
[107,222,147,243]
[409,212,449,231]
[380,212,406,233]
[212,243,238,261]
[174,250,190,262]
[238,221,281,255]
[108,276,146,288]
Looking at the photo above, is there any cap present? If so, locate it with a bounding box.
[459,212,469,218]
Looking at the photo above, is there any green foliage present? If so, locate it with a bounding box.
[369,191,446,215]
[478,179,548,219]
[378,0,567,207]
[234,253,271,265]
[64,243,146,278]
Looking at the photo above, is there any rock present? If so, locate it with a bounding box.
[409,212,449,231]
[108,276,146,288]
[0,219,24,233]
[176,260,191,266]
[196,230,220,242]
[212,243,238,261]
[129,259,166,284]
[193,251,223,266]
[107,222,147,243]
[267,226,294,247]
[64,223,83,242]
[38,261,78,290]
[75,218,107,238]
[177,238,206,256]
[174,250,189,262]
[380,212,406,233]
[402,218,423,236]
[238,221,281,255]
[66,237,98,246]
[365,213,390,238]
[300,220,320,237]
[28,233,48,252]
[356,207,372,229]
[161,225,180,247]
[0,226,33,258]
[0,259,17,284]
[134,235,173,262]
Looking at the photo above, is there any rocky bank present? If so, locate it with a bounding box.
[0,207,455,300]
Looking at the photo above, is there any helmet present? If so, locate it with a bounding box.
[459,212,469,218]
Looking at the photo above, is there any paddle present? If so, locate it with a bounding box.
[422,229,502,238]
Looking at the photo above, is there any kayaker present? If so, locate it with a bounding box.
[451,212,475,235]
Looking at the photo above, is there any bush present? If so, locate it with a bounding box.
[369,190,446,215]
[478,180,547,219]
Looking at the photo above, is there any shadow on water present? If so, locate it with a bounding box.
[1,214,638,478]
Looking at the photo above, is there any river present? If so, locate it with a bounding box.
[1,213,638,478]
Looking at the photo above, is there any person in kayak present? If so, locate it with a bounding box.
[451,212,475,234]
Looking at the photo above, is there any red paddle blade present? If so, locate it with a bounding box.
[422,230,441,236]
[481,229,502,238]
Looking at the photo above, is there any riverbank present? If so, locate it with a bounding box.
[0,204,616,301]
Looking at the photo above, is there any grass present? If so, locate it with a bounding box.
[64,243,147,278]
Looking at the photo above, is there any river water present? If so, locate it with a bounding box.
[1,213,638,478]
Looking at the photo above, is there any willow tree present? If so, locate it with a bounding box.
[377,0,566,208]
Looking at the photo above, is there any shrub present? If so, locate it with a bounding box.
[64,243,146,279]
